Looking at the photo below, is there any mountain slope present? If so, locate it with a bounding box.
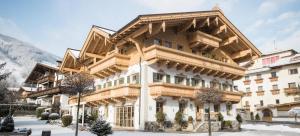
[0,33,60,87]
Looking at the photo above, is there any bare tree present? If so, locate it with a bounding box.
[0,63,10,81]
[62,72,94,136]
[195,88,222,136]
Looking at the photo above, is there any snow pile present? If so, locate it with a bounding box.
[0,33,60,86]
[241,124,300,133]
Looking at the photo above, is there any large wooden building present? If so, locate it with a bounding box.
[59,9,261,130]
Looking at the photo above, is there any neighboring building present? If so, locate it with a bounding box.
[21,63,69,114]
[60,9,261,130]
[234,49,300,121]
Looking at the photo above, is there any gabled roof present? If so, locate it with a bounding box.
[59,48,80,72]
[24,63,58,83]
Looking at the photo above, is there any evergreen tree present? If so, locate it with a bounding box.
[89,119,113,136]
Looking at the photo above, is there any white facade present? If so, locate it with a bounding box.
[234,50,300,117]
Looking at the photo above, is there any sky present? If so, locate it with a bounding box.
[0,0,300,57]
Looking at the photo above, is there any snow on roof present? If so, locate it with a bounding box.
[93,25,115,35]
[246,67,270,74]
[20,87,37,92]
[69,49,80,58]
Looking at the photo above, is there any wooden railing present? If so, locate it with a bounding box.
[27,86,62,98]
[284,87,300,95]
[37,75,55,84]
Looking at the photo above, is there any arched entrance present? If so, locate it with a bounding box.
[262,108,273,122]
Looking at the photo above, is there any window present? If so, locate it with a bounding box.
[153,38,162,45]
[186,78,190,86]
[258,86,263,91]
[256,74,262,79]
[132,73,140,84]
[202,80,205,88]
[276,99,280,104]
[260,100,264,106]
[245,101,249,106]
[103,83,106,88]
[214,104,220,112]
[119,78,124,85]
[164,41,172,48]
[192,49,197,54]
[191,78,199,87]
[245,75,249,80]
[153,73,164,82]
[234,86,238,91]
[166,74,171,83]
[114,80,118,86]
[272,84,278,90]
[127,76,130,84]
[246,87,250,92]
[226,104,232,115]
[175,76,184,84]
[179,103,186,113]
[97,85,102,90]
[177,44,183,51]
[289,69,298,75]
[156,102,163,112]
[262,56,279,66]
[223,84,228,91]
[107,81,112,87]
[288,82,297,88]
[271,72,277,78]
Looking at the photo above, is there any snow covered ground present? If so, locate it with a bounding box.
[12,116,300,136]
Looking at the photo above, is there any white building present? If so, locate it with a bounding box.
[60,10,261,130]
[234,49,300,121]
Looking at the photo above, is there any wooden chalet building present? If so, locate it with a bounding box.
[60,9,261,130]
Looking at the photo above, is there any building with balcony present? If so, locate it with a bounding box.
[21,63,69,114]
[60,9,261,130]
[234,49,300,121]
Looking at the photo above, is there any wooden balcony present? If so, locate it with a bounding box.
[284,87,300,95]
[269,77,278,82]
[149,83,242,103]
[243,80,251,85]
[256,90,264,96]
[149,83,197,98]
[68,84,140,105]
[37,75,55,84]
[187,31,222,49]
[144,45,245,79]
[88,51,130,78]
[270,89,280,95]
[255,78,263,84]
[27,87,62,98]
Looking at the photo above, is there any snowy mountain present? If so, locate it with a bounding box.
[0,33,60,87]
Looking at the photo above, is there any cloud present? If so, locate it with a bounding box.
[0,16,31,42]
[258,0,296,15]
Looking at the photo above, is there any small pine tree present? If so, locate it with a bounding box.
[89,119,113,136]
[250,112,254,120]
[236,114,243,123]
[255,113,260,121]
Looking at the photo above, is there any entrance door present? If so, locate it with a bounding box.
[262,108,273,122]
[115,106,134,127]
[196,105,203,121]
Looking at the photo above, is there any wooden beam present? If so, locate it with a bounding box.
[128,38,144,59]
[62,68,80,73]
[199,17,210,28]
[221,35,238,47]
[146,21,166,37]
[115,24,149,46]
[177,18,196,33]
[231,49,252,60]
[167,62,176,69]
[212,24,227,35]
[148,23,152,35]
[213,17,219,26]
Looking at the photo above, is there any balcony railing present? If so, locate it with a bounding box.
[256,90,264,96]
[27,86,62,98]
[243,80,251,85]
[148,83,243,103]
[284,87,300,95]
[255,78,263,84]
[269,77,278,82]
[188,31,222,49]
[270,89,280,95]
[37,75,55,84]
[144,45,245,79]
[68,84,140,105]
[88,51,130,78]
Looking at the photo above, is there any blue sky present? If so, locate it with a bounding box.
[1,0,300,57]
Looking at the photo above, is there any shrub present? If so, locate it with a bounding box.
[188,116,193,123]
[49,113,60,120]
[41,112,50,120]
[255,113,260,121]
[0,115,14,132]
[87,111,98,124]
[218,113,224,122]
[236,114,243,123]
[89,119,113,136]
[223,120,232,128]
[51,102,60,113]
[36,107,45,118]
[62,115,72,127]
[174,111,183,125]
[155,111,166,125]
[250,112,254,120]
